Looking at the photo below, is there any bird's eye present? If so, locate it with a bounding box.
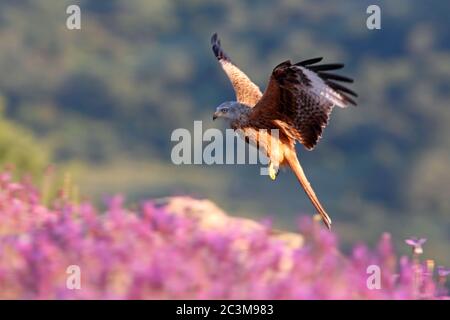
[222,108,228,113]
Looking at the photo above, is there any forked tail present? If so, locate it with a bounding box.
[285,153,332,229]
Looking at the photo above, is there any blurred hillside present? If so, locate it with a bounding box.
[0,1,449,263]
[0,96,48,178]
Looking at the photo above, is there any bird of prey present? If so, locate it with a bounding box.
[210,34,358,229]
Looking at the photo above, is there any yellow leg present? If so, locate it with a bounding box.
[269,162,278,180]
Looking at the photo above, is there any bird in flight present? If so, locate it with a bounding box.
[211,33,357,229]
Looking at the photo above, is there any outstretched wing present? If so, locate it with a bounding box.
[251,58,357,150]
[211,33,262,107]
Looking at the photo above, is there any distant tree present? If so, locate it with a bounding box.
[0,96,49,178]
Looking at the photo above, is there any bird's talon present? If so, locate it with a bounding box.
[269,163,278,180]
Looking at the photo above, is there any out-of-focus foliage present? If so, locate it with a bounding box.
[0,96,48,178]
[0,173,448,299]
[0,1,448,263]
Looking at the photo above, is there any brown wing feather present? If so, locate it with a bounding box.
[251,60,357,149]
[211,33,262,107]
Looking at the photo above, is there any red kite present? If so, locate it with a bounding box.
[211,33,357,228]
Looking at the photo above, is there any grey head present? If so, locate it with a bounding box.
[212,101,250,122]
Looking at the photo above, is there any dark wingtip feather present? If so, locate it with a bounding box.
[296,57,323,66]
[309,63,345,72]
[211,33,218,44]
[211,33,230,61]
[342,94,358,106]
[327,82,358,97]
[318,72,354,83]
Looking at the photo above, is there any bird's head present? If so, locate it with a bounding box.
[213,101,246,121]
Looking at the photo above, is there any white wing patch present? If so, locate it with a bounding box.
[295,66,348,108]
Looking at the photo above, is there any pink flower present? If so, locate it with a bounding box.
[0,170,447,299]
[405,237,427,255]
[438,266,450,277]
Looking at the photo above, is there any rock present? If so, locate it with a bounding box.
[160,196,304,274]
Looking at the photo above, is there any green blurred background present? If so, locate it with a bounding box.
[0,1,449,264]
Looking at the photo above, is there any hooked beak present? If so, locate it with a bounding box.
[212,112,219,121]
